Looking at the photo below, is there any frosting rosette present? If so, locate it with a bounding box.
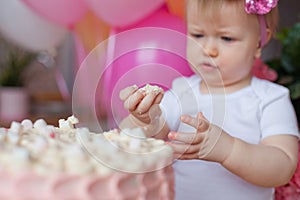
[245,0,278,15]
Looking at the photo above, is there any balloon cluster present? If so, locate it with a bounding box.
[0,0,191,128]
[0,0,185,55]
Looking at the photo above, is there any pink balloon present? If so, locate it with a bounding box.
[101,6,194,125]
[22,0,88,28]
[85,0,165,28]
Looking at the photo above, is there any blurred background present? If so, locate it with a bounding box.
[0,0,299,130]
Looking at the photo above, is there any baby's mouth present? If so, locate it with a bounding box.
[200,62,218,70]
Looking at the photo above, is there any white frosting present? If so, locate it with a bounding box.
[139,84,163,95]
[0,116,173,175]
[67,115,79,125]
[6,131,20,144]
[21,119,33,131]
[9,121,22,134]
[0,128,6,141]
[33,119,47,129]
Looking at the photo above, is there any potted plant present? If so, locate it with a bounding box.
[0,37,36,122]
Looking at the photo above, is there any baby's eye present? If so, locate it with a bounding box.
[190,33,204,38]
[221,36,234,42]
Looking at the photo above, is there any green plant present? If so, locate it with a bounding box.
[267,22,300,99]
[0,39,35,87]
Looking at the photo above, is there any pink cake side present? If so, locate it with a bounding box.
[0,166,174,200]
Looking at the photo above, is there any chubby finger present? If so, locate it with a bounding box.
[132,104,162,125]
[168,131,204,144]
[135,92,160,114]
[174,152,199,160]
[168,141,200,155]
[148,104,162,120]
[119,85,138,101]
[124,90,145,112]
[180,113,209,132]
[153,92,164,104]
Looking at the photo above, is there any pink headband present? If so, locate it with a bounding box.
[244,0,278,47]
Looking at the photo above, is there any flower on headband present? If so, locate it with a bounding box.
[245,0,278,15]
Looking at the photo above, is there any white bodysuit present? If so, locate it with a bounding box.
[161,75,299,200]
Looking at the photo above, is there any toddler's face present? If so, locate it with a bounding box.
[186,0,261,89]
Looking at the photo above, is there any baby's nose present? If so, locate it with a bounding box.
[203,40,218,58]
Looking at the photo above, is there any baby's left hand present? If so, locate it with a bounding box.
[167,112,209,160]
[168,112,234,163]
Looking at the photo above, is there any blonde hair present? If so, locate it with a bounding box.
[186,0,279,36]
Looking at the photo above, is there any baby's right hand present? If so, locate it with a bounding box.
[119,84,164,124]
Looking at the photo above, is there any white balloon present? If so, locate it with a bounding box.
[0,0,68,55]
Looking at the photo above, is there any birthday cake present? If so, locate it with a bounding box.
[0,116,174,200]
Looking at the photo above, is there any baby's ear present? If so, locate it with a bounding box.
[255,28,273,58]
[265,28,273,44]
[259,28,273,47]
[255,46,262,59]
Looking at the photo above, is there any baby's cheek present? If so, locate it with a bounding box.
[186,46,195,63]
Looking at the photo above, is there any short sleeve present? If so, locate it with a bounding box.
[260,88,299,139]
